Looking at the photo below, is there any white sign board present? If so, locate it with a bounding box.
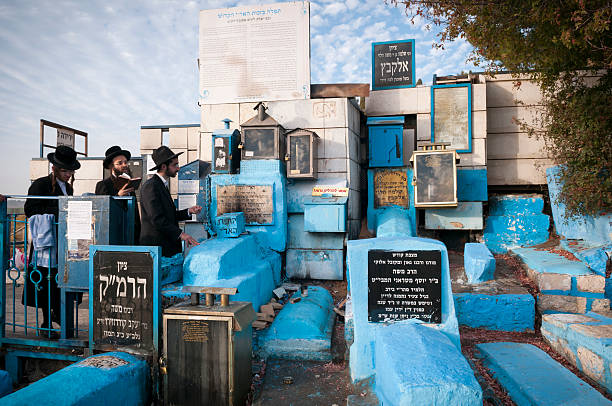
[57,128,75,148]
[199,1,311,105]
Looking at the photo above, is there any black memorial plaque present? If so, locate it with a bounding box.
[373,40,415,90]
[92,251,155,353]
[368,250,442,323]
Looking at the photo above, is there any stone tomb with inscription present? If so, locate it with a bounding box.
[367,167,417,235]
[89,245,161,356]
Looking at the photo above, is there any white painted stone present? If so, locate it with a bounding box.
[417,86,431,114]
[266,98,347,129]
[72,179,99,196]
[486,79,543,108]
[365,87,419,116]
[199,132,212,162]
[347,130,360,162]
[488,133,549,159]
[472,84,486,111]
[317,158,347,173]
[238,102,259,125]
[538,273,572,292]
[175,148,188,167]
[187,150,199,163]
[457,138,486,167]
[187,126,200,150]
[542,329,577,365]
[30,159,50,180]
[169,177,178,195]
[542,313,599,329]
[201,103,240,132]
[591,299,612,316]
[472,111,487,139]
[348,189,360,220]
[348,159,360,191]
[323,127,348,159]
[169,127,188,149]
[74,159,104,180]
[140,128,163,150]
[416,113,431,141]
[577,346,605,381]
[487,106,545,134]
[487,158,554,185]
[576,274,606,293]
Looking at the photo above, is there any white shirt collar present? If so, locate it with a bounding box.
[56,179,68,195]
[156,173,169,189]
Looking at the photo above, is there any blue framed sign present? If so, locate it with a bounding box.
[89,245,161,356]
[372,39,416,90]
[430,83,472,153]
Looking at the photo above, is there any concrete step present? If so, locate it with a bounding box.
[476,342,611,405]
[541,312,612,394]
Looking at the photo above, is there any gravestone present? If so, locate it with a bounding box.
[216,184,274,225]
[90,247,160,355]
[373,169,409,208]
[372,39,415,90]
[368,250,442,323]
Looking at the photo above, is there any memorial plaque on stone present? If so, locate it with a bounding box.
[91,250,159,354]
[216,184,274,225]
[372,39,415,90]
[368,250,442,323]
[432,84,471,152]
[373,169,409,208]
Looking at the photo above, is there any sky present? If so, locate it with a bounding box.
[0,0,477,194]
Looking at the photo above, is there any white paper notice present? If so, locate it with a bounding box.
[179,194,198,221]
[67,201,92,240]
[199,1,311,104]
[178,180,199,194]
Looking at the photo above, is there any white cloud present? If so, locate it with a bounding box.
[322,2,347,16]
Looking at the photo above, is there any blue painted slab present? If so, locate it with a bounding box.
[375,322,482,406]
[286,178,346,213]
[547,166,612,244]
[0,370,11,398]
[476,342,610,405]
[258,286,335,361]
[304,196,347,232]
[457,168,488,202]
[2,352,149,406]
[464,243,495,283]
[287,214,344,250]
[512,247,592,277]
[454,293,535,332]
[425,202,484,230]
[286,248,344,280]
[488,195,545,216]
[161,253,183,286]
[367,168,417,236]
[483,211,550,254]
[561,240,612,277]
[347,236,459,382]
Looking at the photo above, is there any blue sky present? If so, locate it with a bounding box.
[0,0,477,194]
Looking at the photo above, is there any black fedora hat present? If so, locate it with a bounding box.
[47,145,81,171]
[103,145,131,169]
[150,146,183,171]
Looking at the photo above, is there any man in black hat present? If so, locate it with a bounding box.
[139,146,202,257]
[24,145,81,337]
[95,145,141,242]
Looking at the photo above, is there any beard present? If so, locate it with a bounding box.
[112,166,131,177]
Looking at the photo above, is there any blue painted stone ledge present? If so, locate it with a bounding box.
[454,293,535,332]
[464,243,495,283]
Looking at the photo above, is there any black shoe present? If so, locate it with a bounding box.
[40,323,60,339]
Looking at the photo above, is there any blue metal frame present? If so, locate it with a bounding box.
[372,39,416,90]
[88,245,161,355]
[430,83,473,153]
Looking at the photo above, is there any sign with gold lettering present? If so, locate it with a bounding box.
[373,169,408,208]
[216,185,274,225]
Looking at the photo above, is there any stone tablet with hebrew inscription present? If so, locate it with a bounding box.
[368,250,442,323]
[373,169,409,208]
[92,251,155,353]
[216,184,274,225]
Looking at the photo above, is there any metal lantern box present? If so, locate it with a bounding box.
[285,129,319,179]
[162,298,256,406]
[303,196,348,233]
[367,116,405,167]
[240,102,285,160]
[411,146,458,208]
[212,119,241,174]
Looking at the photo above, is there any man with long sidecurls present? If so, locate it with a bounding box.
[24,145,80,338]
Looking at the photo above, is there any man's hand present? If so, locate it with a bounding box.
[117,183,135,196]
[180,232,200,247]
[188,205,202,215]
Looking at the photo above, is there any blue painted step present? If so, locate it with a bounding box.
[476,342,611,405]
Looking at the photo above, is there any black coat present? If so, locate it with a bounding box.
[95,177,141,243]
[23,174,69,313]
[139,175,190,257]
